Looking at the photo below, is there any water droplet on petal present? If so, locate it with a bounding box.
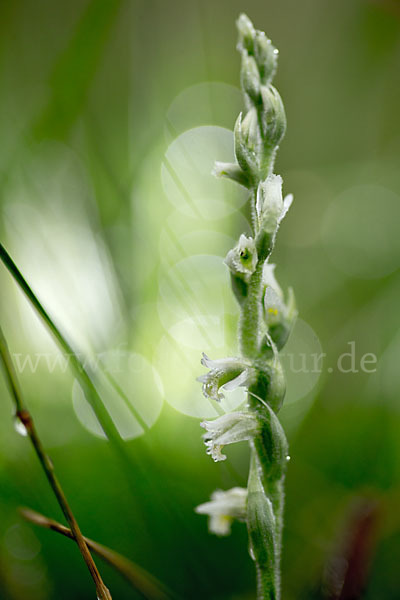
[273,48,279,55]
[286,455,291,462]
[14,417,28,437]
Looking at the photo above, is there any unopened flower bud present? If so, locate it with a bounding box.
[234,109,259,179]
[237,13,255,53]
[241,54,261,102]
[254,31,278,85]
[259,85,286,151]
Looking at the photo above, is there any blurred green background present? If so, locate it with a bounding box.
[0,0,400,598]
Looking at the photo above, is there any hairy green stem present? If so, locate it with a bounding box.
[195,15,294,600]
[240,244,286,598]
[239,259,264,359]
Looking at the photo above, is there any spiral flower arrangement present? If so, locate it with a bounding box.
[195,14,297,599]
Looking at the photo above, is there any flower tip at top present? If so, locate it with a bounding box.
[237,14,256,53]
[237,13,279,87]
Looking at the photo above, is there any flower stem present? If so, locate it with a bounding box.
[239,258,264,359]
[195,15,294,599]
[246,407,286,598]
[240,250,287,599]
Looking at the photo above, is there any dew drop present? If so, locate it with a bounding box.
[14,417,28,437]
[273,49,279,55]
[286,455,291,462]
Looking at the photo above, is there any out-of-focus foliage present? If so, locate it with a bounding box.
[0,0,399,598]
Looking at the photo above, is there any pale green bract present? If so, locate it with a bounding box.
[195,14,298,600]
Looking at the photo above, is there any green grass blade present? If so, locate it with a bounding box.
[0,242,122,446]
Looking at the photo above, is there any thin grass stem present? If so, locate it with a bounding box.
[0,327,112,600]
[20,507,175,600]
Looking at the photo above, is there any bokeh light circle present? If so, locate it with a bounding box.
[159,225,237,269]
[281,317,323,404]
[165,81,242,136]
[72,349,163,440]
[161,126,247,219]
[157,253,238,340]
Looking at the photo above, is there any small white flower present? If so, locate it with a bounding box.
[197,353,254,402]
[264,286,284,325]
[256,175,293,234]
[262,263,282,296]
[262,263,285,325]
[195,487,248,536]
[262,263,297,335]
[225,234,258,281]
[201,411,260,462]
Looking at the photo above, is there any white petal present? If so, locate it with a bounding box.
[195,487,247,536]
[262,263,283,297]
[209,514,231,536]
[205,440,227,462]
[256,174,284,232]
[201,412,260,462]
[200,352,244,370]
[255,183,263,219]
[279,193,293,223]
[264,286,285,316]
[196,374,208,383]
[222,369,250,391]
